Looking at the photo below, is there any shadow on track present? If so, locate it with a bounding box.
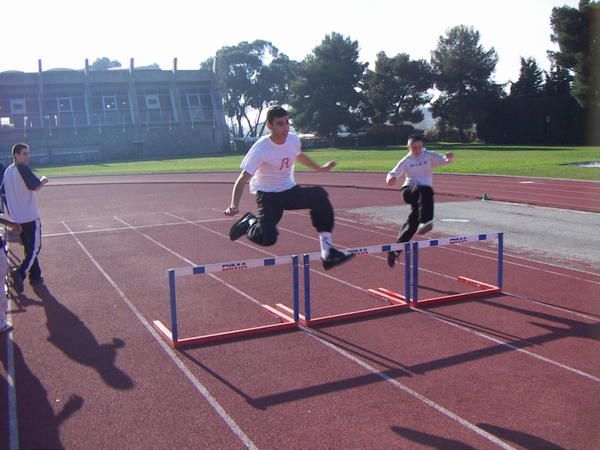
[391,425,476,449]
[477,423,565,450]
[1,340,83,449]
[17,284,134,390]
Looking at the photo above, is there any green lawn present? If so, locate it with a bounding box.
[36,144,600,181]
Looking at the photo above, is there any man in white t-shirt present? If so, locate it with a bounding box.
[3,143,49,292]
[225,105,354,270]
[385,134,453,267]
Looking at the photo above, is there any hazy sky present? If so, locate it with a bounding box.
[4,0,578,84]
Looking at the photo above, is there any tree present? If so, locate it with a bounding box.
[549,0,600,107]
[90,57,121,71]
[430,25,499,141]
[289,32,367,141]
[363,52,433,140]
[543,63,573,97]
[510,57,544,98]
[203,40,295,138]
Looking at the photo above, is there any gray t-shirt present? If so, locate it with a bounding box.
[387,149,450,187]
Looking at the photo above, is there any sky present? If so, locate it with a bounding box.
[3,0,578,85]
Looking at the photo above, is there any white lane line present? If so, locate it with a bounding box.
[328,215,600,320]
[6,307,18,450]
[291,211,600,315]
[44,217,234,238]
[412,307,600,383]
[62,221,258,450]
[328,213,600,282]
[300,326,516,450]
[277,218,600,380]
[148,215,515,450]
[112,217,262,307]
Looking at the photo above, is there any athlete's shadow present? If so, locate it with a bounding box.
[476,423,565,449]
[1,340,84,449]
[23,284,134,390]
[391,426,476,449]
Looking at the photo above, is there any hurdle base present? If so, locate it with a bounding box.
[302,289,409,327]
[153,304,298,348]
[412,276,501,308]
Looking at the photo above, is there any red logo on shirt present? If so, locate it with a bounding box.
[279,158,290,170]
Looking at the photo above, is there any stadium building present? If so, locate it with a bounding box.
[0,58,228,165]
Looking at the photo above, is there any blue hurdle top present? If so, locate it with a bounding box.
[169,255,295,277]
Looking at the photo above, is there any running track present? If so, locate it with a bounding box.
[52,172,600,213]
[0,173,598,449]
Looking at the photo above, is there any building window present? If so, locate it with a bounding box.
[10,98,26,114]
[145,95,160,110]
[186,93,201,108]
[102,96,117,111]
[57,97,73,112]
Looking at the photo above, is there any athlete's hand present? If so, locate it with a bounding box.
[40,176,49,185]
[320,161,336,172]
[224,206,239,216]
[445,152,454,160]
[386,175,397,186]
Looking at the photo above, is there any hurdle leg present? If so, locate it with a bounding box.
[303,254,311,321]
[292,255,299,322]
[498,232,504,289]
[412,242,419,304]
[168,269,179,344]
[404,243,411,304]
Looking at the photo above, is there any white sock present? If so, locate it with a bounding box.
[319,232,333,259]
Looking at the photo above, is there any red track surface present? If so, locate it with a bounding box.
[54,171,600,213]
[1,174,599,449]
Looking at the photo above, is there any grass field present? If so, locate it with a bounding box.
[36,144,600,181]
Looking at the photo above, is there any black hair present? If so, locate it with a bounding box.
[407,134,424,143]
[266,105,288,124]
[12,143,29,157]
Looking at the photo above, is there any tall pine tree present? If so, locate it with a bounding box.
[430,25,499,141]
[290,33,367,142]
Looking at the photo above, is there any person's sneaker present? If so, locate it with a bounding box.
[322,247,355,271]
[229,212,256,241]
[417,220,434,235]
[30,276,45,286]
[10,269,23,294]
[0,323,13,334]
[387,250,402,268]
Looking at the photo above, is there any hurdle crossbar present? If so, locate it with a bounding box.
[302,242,411,327]
[154,254,300,348]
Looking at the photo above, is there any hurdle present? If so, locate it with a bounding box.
[154,254,300,348]
[299,242,412,327]
[409,232,503,307]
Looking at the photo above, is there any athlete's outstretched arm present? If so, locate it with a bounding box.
[224,171,252,216]
[296,152,336,172]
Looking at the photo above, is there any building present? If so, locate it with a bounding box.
[0,58,229,165]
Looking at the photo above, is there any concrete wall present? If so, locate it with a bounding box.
[0,124,229,166]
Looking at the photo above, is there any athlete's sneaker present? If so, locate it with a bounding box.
[387,250,402,268]
[229,212,256,241]
[30,276,45,286]
[10,269,23,294]
[417,220,434,235]
[0,323,13,335]
[322,247,355,271]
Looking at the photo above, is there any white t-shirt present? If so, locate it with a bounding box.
[3,163,41,223]
[241,134,302,194]
[387,149,450,188]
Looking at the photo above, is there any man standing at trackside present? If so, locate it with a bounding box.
[3,143,48,293]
